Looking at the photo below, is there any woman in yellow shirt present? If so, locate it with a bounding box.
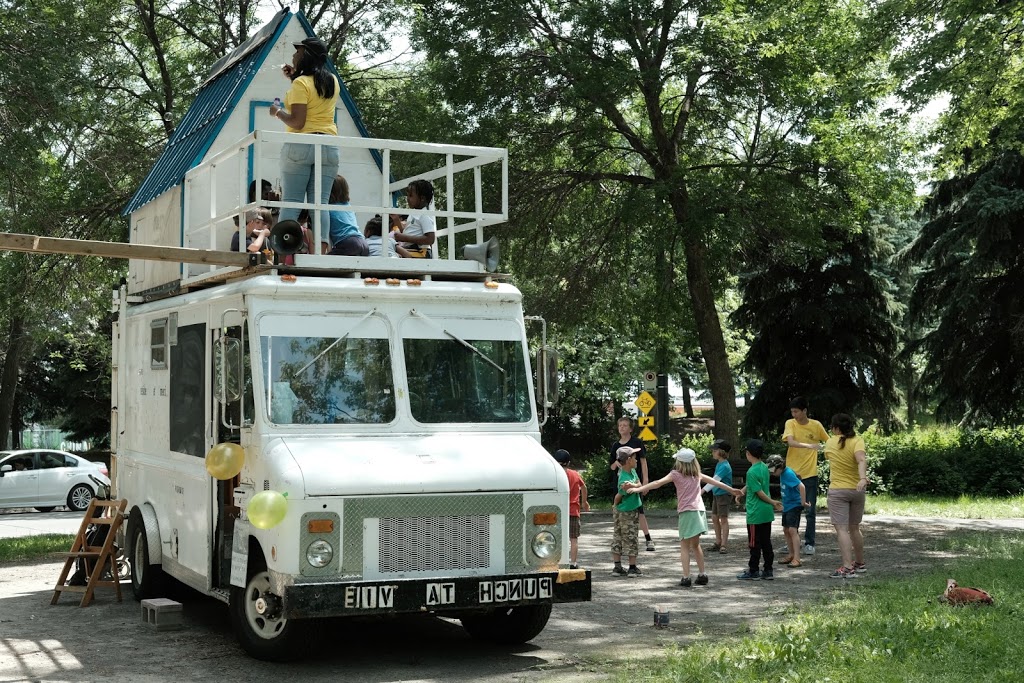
[824,413,868,579]
[269,38,340,240]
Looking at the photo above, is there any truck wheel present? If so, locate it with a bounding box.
[128,510,165,600]
[67,484,94,511]
[229,560,313,661]
[460,603,552,644]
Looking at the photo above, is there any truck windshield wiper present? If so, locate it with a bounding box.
[410,309,505,375]
[295,308,378,375]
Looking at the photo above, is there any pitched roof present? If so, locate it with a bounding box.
[123,10,373,216]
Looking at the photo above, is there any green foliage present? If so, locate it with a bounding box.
[736,223,904,436]
[903,151,1024,425]
[22,320,113,446]
[870,426,1024,497]
[619,531,1024,682]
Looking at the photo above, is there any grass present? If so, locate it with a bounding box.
[619,531,1024,682]
[866,493,1024,519]
[0,534,76,564]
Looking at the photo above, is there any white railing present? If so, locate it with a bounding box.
[181,130,508,282]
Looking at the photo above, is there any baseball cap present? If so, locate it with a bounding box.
[293,37,328,58]
[616,446,640,464]
[553,449,571,464]
[765,454,785,470]
[745,439,765,459]
[709,439,731,453]
[674,448,696,463]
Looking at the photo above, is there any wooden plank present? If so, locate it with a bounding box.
[0,232,255,267]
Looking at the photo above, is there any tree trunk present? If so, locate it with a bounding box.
[681,237,739,449]
[680,373,694,418]
[0,315,26,450]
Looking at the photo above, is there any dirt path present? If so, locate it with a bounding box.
[1,513,1021,682]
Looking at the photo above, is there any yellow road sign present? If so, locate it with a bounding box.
[639,426,658,442]
[635,390,656,414]
[637,416,654,427]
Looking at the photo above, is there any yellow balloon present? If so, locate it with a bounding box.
[248,490,288,529]
[205,442,245,480]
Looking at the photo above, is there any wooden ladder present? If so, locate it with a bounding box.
[51,498,128,607]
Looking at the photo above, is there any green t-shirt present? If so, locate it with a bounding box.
[616,468,642,512]
[745,461,774,524]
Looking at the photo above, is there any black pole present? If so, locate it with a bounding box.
[656,372,670,441]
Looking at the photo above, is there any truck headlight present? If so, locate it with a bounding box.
[306,539,333,568]
[531,531,557,559]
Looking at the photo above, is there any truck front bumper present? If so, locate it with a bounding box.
[283,568,591,619]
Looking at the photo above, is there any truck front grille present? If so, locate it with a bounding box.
[378,515,490,573]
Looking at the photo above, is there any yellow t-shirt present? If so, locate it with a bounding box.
[284,74,339,135]
[781,418,829,478]
[825,435,866,489]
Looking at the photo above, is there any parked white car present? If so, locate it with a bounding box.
[0,450,111,512]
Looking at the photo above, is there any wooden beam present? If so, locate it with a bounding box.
[0,232,255,267]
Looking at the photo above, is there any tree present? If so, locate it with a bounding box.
[903,150,1024,424]
[735,221,903,436]
[408,0,917,448]
[874,0,1024,424]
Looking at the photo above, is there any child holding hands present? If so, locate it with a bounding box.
[734,440,784,580]
[625,448,738,587]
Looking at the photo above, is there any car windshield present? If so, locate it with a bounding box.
[259,313,395,425]
[404,335,532,424]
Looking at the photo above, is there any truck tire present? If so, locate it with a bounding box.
[128,510,165,600]
[460,603,552,644]
[229,558,314,661]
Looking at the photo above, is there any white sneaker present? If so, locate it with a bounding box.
[802,544,815,555]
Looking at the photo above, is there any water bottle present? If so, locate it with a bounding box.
[273,97,282,108]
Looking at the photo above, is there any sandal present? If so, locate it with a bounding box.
[708,543,722,552]
[778,555,794,565]
[788,559,802,568]
[718,546,728,554]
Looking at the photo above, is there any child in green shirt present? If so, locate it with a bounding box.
[610,447,643,577]
[734,439,783,580]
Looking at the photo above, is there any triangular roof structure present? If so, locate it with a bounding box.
[123,9,372,215]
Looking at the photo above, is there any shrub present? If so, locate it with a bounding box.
[869,426,1024,496]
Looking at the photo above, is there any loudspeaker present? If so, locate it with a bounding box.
[462,236,500,272]
[269,220,305,256]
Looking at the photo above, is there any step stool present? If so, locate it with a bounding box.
[141,598,184,631]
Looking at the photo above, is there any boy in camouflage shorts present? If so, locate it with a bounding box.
[610,446,643,577]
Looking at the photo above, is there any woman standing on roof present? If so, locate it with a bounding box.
[269,37,340,242]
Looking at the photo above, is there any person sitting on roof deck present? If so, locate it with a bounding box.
[248,179,280,225]
[364,215,405,258]
[324,175,368,256]
[231,208,272,253]
[392,179,436,258]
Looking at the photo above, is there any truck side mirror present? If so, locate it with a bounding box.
[534,346,559,407]
[216,336,243,403]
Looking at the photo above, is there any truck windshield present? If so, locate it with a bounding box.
[405,338,531,423]
[260,315,395,424]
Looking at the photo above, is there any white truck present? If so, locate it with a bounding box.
[109,252,590,661]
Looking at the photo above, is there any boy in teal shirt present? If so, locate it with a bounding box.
[610,446,643,577]
[735,439,783,580]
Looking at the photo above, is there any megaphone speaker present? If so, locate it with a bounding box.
[462,236,500,272]
[269,219,305,256]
